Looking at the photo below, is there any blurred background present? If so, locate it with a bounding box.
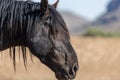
[57,0,120,36]
[1,0,120,80]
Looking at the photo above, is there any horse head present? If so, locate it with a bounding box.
[27,0,79,80]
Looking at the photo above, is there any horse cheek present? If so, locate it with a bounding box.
[28,36,52,58]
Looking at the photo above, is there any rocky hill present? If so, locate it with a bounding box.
[107,0,120,12]
[61,0,120,35]
[60,11,89,35]
[88,0,120,32]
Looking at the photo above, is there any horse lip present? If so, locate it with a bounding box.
[56,72,74,80]
[55,71,69,80]
[66,73,75,80]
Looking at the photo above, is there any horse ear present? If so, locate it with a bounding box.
[40,0,49,16]
[52,0,59,9]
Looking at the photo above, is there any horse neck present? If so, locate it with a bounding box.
[0,1,40,50]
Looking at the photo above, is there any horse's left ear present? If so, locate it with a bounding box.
[40,0,49,16]
[52,0,59,9]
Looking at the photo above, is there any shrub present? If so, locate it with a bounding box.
[83,28,120,37]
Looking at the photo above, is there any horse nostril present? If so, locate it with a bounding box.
[72,63,79,73]
[69,63,79,79]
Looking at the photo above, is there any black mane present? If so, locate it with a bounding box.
[0,0,42,70]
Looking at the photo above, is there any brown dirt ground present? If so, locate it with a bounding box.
[0,37,120,80]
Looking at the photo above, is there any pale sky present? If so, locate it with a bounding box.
[34,0,110,21]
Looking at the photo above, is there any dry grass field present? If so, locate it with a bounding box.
[0,37,120,80]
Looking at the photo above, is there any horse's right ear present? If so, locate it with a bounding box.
[40,0,49,16]
[52,0,59,9]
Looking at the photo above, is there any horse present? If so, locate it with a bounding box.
[0,0,79,80]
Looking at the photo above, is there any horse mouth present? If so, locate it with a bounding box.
[55,71,75,80]
[57,76,74,80]
[57,75,72,80]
